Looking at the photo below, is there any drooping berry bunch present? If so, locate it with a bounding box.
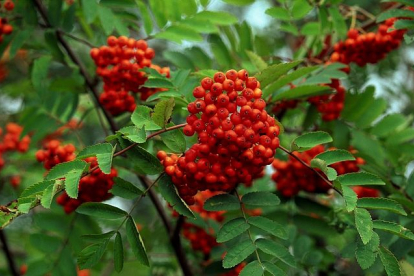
[272,146,365,197]
[330,19,405,68]
[90,36,170,115]
[35,139,76,170]
[36,140,117,213]
[158,69,280,205]
[182,223,218,255]
[0,1,14,44]
[0,123,31,171]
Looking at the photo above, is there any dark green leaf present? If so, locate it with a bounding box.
[239,260,263,276]
[223,239,255,268]
[114,232,124,272]
[291,131,332,152]
[111,177,143,199]
[204,194,240,211]
[152,98,175,128]
[242,192,280,206]
[355,208,373,245]
[158,174,194,218]
[273,85,331,101]
[78,241,110,269]
[255,61,301,87]
[256,239,296,267]
[379,246,401,276]
[314,149,355,165]
[357,198,406,216]
[356,232,380,269]
[247,216,288,239]
[337,172,385,186]
[76,202,128,220]
[126,216,149,266]
[373,220,414,240]
[216,217,250,243]
[160,127,186,153]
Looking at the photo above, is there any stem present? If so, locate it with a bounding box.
[32,0,118,134]
[60,31,97,48]
[0,230,19,276]
[278,146,343,196]
[235,190,263,267]
[138,176,194,276]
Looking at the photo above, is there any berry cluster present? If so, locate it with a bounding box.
[0,123,31,171]
[308,79,346,121]
[352,186,380,198]
[158,69,280,205]
[36,140,117,213]
[0,1,14,44]
[35,139,76,170]
[90,36,170,115]
[182,222,218,255]
[330,20,405,68]
[56,157,117,213]
[272,146,364,197]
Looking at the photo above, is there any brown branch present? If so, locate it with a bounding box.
[279,146,343,196]
[139,176,194,276]
[32,0,118,133]
[0,230,19,276]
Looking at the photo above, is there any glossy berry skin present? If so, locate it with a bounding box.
[90,37,170,116]
[158,69,279,205]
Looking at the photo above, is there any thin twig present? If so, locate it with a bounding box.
[59,31,97,48]
[0,230,19,276]
[279,146,343,195]
[32,0,118,133]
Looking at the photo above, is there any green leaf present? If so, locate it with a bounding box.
[371,114,407,137]
[379,246,401,276]
[377,9,414,22]
[209,34,232,68]
[355,208,373,245]
[222,239,256,268]
[143,77,174,89]
[82,0,99,23]
[394,19,414,30]
[32,56,52,96]
[342,185,358,212]
[78,240,110,269]
[157,174,194,218]
[291,131,332,152]
[114,232,124,273]
[194,11,238,25]
[223,0,255,5]
[40,182,60,209]
[98,6,116,35]
[216,218,250,243]
[48,0,63,27]
[328,7,347,38]
[65,167,88,199]
[133,146,164,175]
[160,127,186,153]
[20,180,56,198]
[76,202,128,220]
[247,216,288,240]
[239,260,263,276]
[400,260,414,276]
[242,191,280,206]
[255,61,301,88]
[45,160,88,181]
[314,149,355,165]
[136,0,153,35]
[310,158,337,181]
[263,261,286,276]
[265,7,290,21]
[301,22,320,35]
[273,85,331,101]
[9,29,33,59]
[263,66,319,97]
[126,216,149,266]
[291,0,313,19]
[373,220,414,241]
[357,198,406,216]
[118,126,147,144]
[152,98,175,128]
[337,172,385,186]
[155,25,203,43]
[77,143,114,174]
[256,239,296,267]
[246,50,268,71]
[356,232,380,270]
[204,194,240,211]
[111,177,143,199]
[81,231,116,243]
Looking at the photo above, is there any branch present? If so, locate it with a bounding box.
[279,146,343,196]
[32,0,118,133]
[138,176,194,276]
[0,230,19,276]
